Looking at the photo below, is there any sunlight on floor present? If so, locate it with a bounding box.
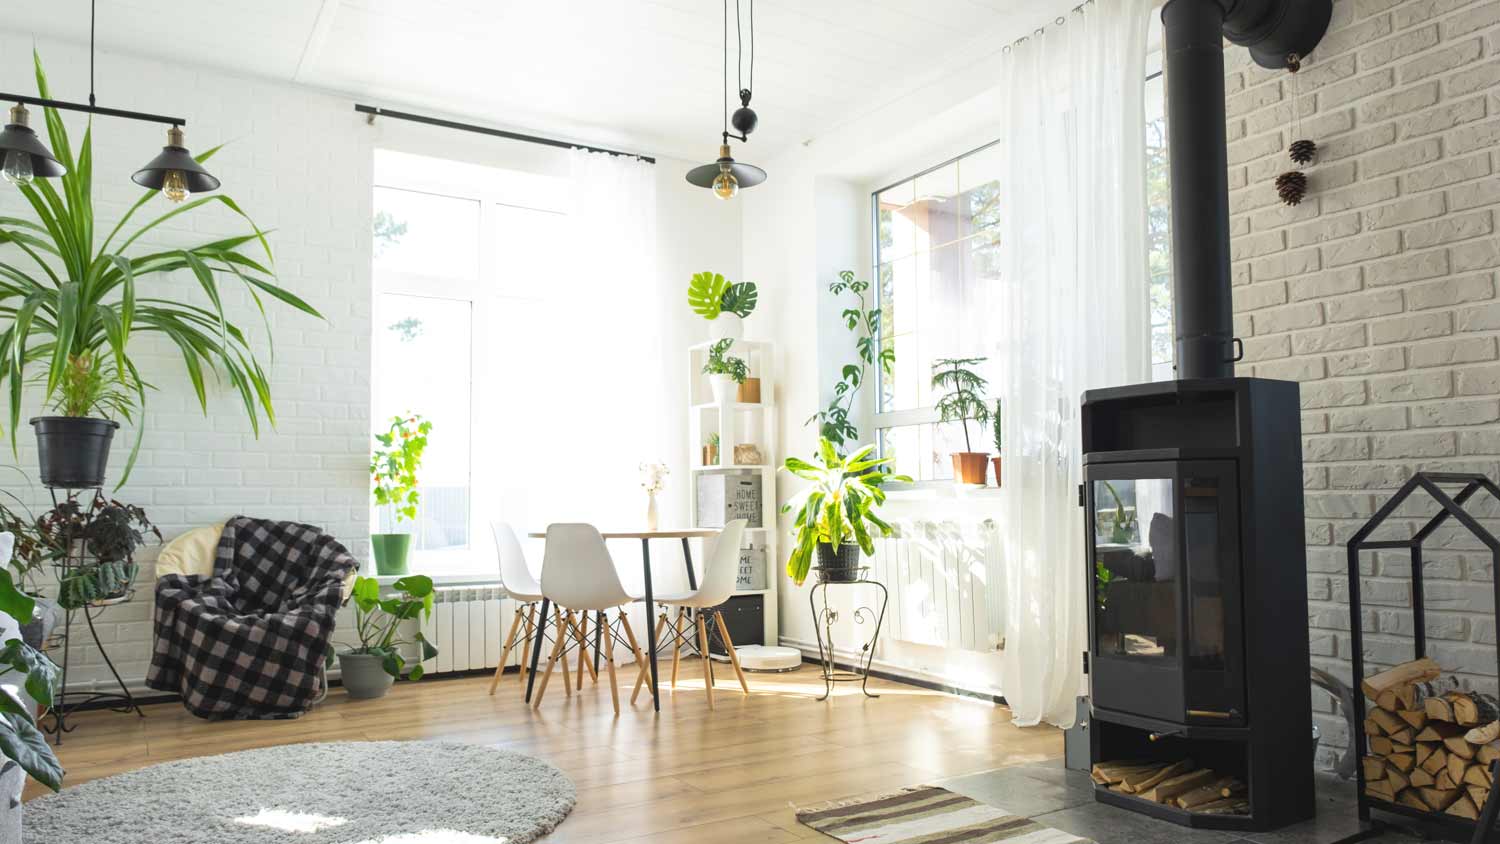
[232,808,348,833]
[347,832,508,844]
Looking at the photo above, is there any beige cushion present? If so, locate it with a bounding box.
[156,522,357,601]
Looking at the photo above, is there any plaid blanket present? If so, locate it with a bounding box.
[146,517,358,720]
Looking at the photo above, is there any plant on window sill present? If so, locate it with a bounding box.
[369,414,431,577]
[931,356,991,484]
[806,271,893,454]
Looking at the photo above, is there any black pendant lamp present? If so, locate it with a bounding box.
[0,103,66,186]
[687,0,765,198]
[132,125,220,203]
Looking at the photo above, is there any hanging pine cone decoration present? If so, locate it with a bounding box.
[1276,170,1308,206]
[1289,139,1317,165]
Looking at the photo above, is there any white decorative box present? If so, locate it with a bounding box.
[696,474,763,528]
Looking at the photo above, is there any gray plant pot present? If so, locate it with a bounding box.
[0,761,21,844]
[338,652,395,700]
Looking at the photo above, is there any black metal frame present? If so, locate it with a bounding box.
[1339,472,1500,844]
[808,571,888,701]
[354,105,654,163]
[0,93,184,128]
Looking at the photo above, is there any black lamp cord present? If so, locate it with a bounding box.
[721,0,754,142]
[88,0,96,108]
[721,0,727,138]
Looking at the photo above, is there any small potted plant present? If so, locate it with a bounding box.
[30,354,133,490]
[702,339,748,405]
[688,271,758,341]
[703,432,721,467]
[370,414,431,576]
[335,574,439,700]
[991,399,1003,487]
[36,494,160,610]
[932,357,991,485]
[781,438,910,585]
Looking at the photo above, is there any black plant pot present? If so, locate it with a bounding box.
[30,416,119,489]
[814,542,864,583]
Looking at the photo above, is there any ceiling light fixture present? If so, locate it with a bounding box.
[0,0,218,202]
[686,0,765,198]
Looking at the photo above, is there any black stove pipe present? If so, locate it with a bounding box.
[1161,0,1331,380]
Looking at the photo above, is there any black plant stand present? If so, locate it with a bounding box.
[1338,472,1500,844]
[38,487,144,746]
[808,569,888,701]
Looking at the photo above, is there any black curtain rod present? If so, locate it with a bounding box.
[0,93,184,126]
[355,104,655,164]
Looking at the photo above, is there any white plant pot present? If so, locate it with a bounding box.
[710,375,737,405]
[709,314,744,342]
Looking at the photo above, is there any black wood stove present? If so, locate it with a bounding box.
[1081,0,1333,832]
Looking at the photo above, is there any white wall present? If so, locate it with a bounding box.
[0,34,739,692]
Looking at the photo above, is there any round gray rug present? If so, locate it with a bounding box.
[25,741,576,843]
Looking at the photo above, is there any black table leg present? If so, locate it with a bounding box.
[593,609,603,675]
[642,539,661,711]
[681,537,698,590]
[524,596,550,703]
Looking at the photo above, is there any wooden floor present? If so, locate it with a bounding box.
[29,659,1062,843]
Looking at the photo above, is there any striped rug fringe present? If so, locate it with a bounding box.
[795,785,1093,844]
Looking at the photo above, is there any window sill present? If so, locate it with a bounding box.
[884,482,1007,501]
[371,573,501,588]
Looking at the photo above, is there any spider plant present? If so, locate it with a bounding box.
[0,53,323,486]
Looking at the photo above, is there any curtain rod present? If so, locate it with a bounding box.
[354,104,656,164]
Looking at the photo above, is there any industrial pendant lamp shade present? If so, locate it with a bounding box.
[132,125,219,202]
[688,0,764,198]
[686,144,767,194]
[0,104,66,185]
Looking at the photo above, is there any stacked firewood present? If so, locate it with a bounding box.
[1090,758,1249,815]
[1361,657,1500,820]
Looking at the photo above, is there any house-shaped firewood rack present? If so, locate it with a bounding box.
[1345,472,1500,843]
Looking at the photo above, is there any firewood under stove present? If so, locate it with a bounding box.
[1360,657,1500,820]
[1090,758,1249,816]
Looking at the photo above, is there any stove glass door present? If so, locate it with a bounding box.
[1092,477,1178,661]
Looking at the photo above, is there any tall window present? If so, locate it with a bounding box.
[1146,33,1175,382]
[371,151,567,577]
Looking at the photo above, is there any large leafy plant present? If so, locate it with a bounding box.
[932,357,990,453]
[0,568,62,791]
[0,54,323,485]
[371,414,431,523]
[687,271,757,319]
[780,439,910,586]
[36,494,160,609]
[807,271,893,452]
[339,575,439,680]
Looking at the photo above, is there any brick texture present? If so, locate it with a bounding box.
[1224,0,1500,770]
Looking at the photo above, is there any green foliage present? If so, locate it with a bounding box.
[687,271,729,319]
[707,432,720,447]
[991,399,1003,453]
[1095,561,1114,611]
[340,574,439,681]
[702,339,748,384]
[1099,480,1137,544]
[779,439,911,586]
[0,54,324,488]
[0,467,44,584]
[371,414,431,523]
[371,210,408,259]
[0,635,62,791]
[43,352,137,418]
[718,282,758,318]
[931,357,990,453]
[36,494,160,610]
[806,271,893,453]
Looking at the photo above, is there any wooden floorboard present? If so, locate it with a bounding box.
[28,659,1062,843]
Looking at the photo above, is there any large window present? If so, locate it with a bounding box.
[1146,40,1175,382]
[371,151,567,577]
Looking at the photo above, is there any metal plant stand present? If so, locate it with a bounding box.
[38,487,145,745]
[808,569,888,701]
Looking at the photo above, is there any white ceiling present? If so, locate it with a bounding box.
[5,0,1079,161]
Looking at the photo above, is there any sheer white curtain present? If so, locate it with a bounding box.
[996,0,1154,727]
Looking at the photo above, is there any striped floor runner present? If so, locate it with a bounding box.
[795,785,1092,844]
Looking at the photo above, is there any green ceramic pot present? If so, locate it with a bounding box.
[370,533,412,576]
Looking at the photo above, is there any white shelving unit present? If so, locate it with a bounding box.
[687,338,778,648]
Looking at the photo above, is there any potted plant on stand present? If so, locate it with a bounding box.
[36,495,159,610]
[370,414,431,576]
[687,271,757,341]
[335,575,439,700]
[991,399,1003,488]
[932,357,991,485]
[0,55,323,490]
[702,339,748,405]
[781,439,910,585]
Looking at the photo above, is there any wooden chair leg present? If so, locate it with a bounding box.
[600,610,620,716]
[575,612,590,690]
[696,612,714,709]
[489,605,526,695]
[713,610,750,696]
[670,609,685,689]
[629,611,659,705]
[518,603,537,694]
[533,609,570,709]
[558,609,573,697]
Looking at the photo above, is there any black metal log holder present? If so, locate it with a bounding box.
[1342,472,1500,843]
[38,486,144,746]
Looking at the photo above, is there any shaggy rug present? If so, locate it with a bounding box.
[25,741,576,844]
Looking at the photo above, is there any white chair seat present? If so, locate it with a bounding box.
[653,590,718,608]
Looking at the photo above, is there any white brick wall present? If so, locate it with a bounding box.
[1224,0,1500,768]
[0,35,374,693]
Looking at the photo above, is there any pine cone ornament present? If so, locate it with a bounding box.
[1276,170,1308,206]
[1289,139,1317,165]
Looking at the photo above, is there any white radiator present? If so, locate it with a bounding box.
[869,519,1006,653]
[417,586,515,676]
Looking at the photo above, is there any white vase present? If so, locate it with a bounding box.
[645,492,659,531]
[710,314,744,342]
[710,375,736,405]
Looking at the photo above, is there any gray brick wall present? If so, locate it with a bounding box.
[1223,0,1500,768]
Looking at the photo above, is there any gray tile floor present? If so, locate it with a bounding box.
[939,761,1420,844]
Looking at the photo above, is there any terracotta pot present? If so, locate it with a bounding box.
[702,445,720,466]
[737,377,762,403]
[991,456,1003,487]
[951,452,989,485]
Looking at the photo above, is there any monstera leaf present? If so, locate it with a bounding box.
[719,282,758,318]
[687,271,729,319]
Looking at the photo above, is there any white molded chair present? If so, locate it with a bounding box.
[488,522,546,696]
[534,524,650,714]
[634,520,749,709]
